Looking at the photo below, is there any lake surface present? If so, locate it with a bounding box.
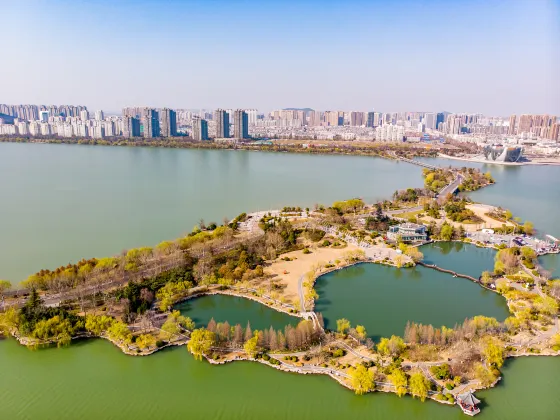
[0,338,557,419]
[314,263,509,341]
[539,253,559,279]
[0,143,559,418]
[421,157,560,238]
[175,294,298,330]
[0,142,424,282]
[420,242,496,279]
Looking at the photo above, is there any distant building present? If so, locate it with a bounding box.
[142,109,160,138]
[80,109,89,121]
[192,117,209,140]
[508,114,516,135]
[123,116,140,138]
[387,223,427,243]
[483,145,523,162]
[39,111,49,122]
[233,109,249,139]
[95,110,104,121]
[160,108,177,137]
[214,109,230,138]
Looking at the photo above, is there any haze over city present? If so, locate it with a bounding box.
[2,0,559,115]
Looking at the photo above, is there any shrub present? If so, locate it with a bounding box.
[332,348,346,358]
[156,340,165,348]
[262,353,270,361]
[302,248,311,254]
[445,383,454,390]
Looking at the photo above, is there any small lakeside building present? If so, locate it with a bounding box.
[387,223,428,243]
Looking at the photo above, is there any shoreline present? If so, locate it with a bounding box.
[437,153,560,167]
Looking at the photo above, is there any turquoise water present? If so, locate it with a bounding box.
[314,263,509,341]
[420,242,496,279]
[175,294,298,330]
[0,142,424,283]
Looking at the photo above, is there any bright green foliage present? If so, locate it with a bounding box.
[32,315,74,347]
[244,334,259,358]
[85,315,115,336]
[377,335,406,357]
[332,199,365,214]
[409,372,430,402]
[388,368,408,397]
[475,363,499,387]
[534,295,558,316]
[187,328,216,361]
[440,223,454,241]
[156,280,193,311]
[0,280,11,294]
[482,337,504,368]
[349,364,374,395]
[0,307,19,334]
[107,321,132,344]
[430,363,451,380]
[161,310,194,340]
[336,318,351,335]
[136,334,156,350]
[355,325,367,341]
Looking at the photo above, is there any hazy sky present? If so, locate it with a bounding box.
[2,0,559,115]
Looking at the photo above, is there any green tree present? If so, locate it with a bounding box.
[377,335,406,357]
[388,368,408,397]
[482,337,504,368]
[523,221,534,236]
[349,364,374,395]
[475,363,498,387]
[440,223,454,241]
[187,328,216,361]
[85,315,114,336]
[504,210,513,220]
[336,318,351,335]
[480,271,492,286]
[244,334,259,358]
[136,333,156,350]
[430,363,451,380]
[107,321,132,344]
[409,371,430,402]
[355,325,367,341]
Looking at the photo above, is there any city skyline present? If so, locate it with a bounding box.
[1,0,559,115]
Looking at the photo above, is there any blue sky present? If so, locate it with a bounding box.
[2,0,559,115]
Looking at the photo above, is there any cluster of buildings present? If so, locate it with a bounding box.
[1,104,558,149]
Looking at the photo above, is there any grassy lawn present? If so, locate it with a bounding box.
[393,209,423,219]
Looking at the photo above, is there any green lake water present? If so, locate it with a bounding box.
[174,294,298,330]
[0,142,424,283]
[0,338,558,420]
[314,263,509,341]
[422,157,560,238]
[420,242,496,279]
[1,143,559,418]
[539,253,560,279]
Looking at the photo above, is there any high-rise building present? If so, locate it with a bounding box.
[325,111,341,126]
[142,109,160,138]
[192,117,209,141]
[160,108,177,137]
[508,115,516,135]
[95,110,104,121]
[39,111,49,122]
[424,113,436,130]
[245,109,258,125]
[436,113,445,130]
[366,112,375,128]
[350,111,364,126]
[233,109,249,139]
[123,116,140,138]
[80,110,89,121]
[214,109,230,138]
